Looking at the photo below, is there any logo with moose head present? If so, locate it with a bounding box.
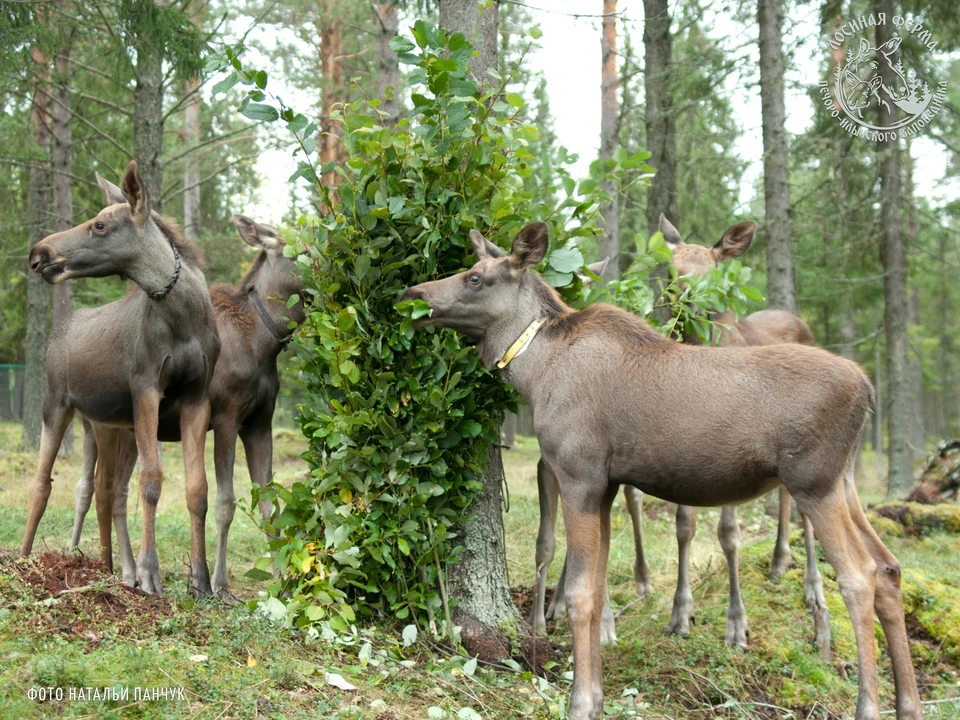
[820,13,947,141]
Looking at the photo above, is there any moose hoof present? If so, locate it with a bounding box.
[546,595,567,621]
[191,563,213,599]
[600,621,617,645]
[136,553,163,596]
[768,549,793,580]
[667,594,694,636]
[724,619,748,650]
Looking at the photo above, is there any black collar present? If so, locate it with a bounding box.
[148,241,182,300]
[248,287,293,347]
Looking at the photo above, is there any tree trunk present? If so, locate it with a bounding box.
[319,4,344,207]
[21,47,52,452]
[758,0,796,313]
[51,39,74,454]
[938,230,954,437]
[643,0,676,237]
[439,0,519,653]
[875,0,912,497]
[439,0,498,86]
[0,368,12,421]
[375,2,401,125]
[134,13,165,212]
[598,0,619,281]
[183,75,202,240]
[874,339,884,482]
[903,138,924,456]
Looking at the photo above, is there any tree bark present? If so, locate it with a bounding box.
[21,47,52,452]
[320,3,344,206]
[875,0,913,497]
[375,2,401,125]
[439,0,498,86]
[50,38,74,454]
[758,0,796,313]
[439,0,519,651]
[183,75,202,240]
[598,0,620,281]
[643,0,676,238]
[0,368,12,421]
[134,8,165,212]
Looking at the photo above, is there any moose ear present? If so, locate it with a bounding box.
[96,173,126,207]
[120,160,149,225]
[712,220,757,263]
[659,214,684,248]
[576,257,609,287]
[509,222,549,270]
[232,214,280,249]
[469,229,505,260]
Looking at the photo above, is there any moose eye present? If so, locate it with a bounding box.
[469,273,481,285]
[94,221,106,231]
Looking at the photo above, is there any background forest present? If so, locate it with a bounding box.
[5,0,960,718]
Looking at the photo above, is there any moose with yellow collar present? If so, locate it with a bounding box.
[402,222,921,720]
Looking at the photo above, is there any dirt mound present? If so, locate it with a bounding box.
[1,552,173,643]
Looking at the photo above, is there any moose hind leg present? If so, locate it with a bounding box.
[69,418,97,551]
[667,505,696,636]
[795,485,881,720]
[718,505,748,649]
[181,400,212,598]
[846,482,922,720]
[769,487,793,579]
[800,511,831,661]
[623,486,652,600]
[211,420,239,597]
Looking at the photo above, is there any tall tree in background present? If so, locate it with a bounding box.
[132,2,166,210]
[758,0,796,313]
[875,0,913,496]
[643,0,676,237]
[21,44,52,452]
[50,22,75,453]
[598,0,619,280]
[320,1,344,197]
[438,0,519,647]
[374,2,401,124]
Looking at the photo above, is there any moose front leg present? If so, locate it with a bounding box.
[210,418,238,597]
[69,417,98,551]
[549,457,617,720]
[667,504,697,636]
[531,457,560,636]
[181,400,213,598]
[623,486,652,600]
[133,389,164,595]
[21,402,75,556]
[718,505,748,649]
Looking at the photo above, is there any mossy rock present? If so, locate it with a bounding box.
[902,569,960,665]
[866,512,906,539]
[870,502,960,537]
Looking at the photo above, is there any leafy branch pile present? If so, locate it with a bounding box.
[215,21,762,634]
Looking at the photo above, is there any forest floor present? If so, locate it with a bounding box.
[2,420,960,719]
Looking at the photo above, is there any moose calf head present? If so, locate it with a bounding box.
[30,160,160,285]
[401,222,550,338]
[660,214,757,278]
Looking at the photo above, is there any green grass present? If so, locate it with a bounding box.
[2,421,960,718]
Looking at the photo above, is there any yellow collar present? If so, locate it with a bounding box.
[497,318,545,370]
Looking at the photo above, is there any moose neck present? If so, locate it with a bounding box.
[127,228,181,300]
[249,272,303,354]
[478,273,567,399]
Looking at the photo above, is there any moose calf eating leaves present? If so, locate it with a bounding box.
[401,222,921,720]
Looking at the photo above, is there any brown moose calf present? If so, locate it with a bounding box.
[402,222,921,720]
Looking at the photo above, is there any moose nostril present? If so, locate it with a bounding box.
[28,249,45,272]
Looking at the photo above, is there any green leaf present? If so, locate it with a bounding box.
[211,71,239,95]
[287,113,308,133]
[244,568,273,582]
[504,92,524,108]
[389,36,416,53]
[548,247,585,274]
[402,624,418,646]
[740,285,765,301]
[241,103,280,123]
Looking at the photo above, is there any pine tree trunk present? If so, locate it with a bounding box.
[21,47,52,452]
[51,42,74,454]
[758,0,796,313]
[875,0,913,497]
[183,75,202,240]
[439,0,519,656]
[134,13,165,212]
[643,0,676,236]
[598,0,620,281]
[375,2,401,125]
[320,3,344,208]
[0,368,12,421]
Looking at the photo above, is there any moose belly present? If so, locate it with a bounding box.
[608,446,781,507]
